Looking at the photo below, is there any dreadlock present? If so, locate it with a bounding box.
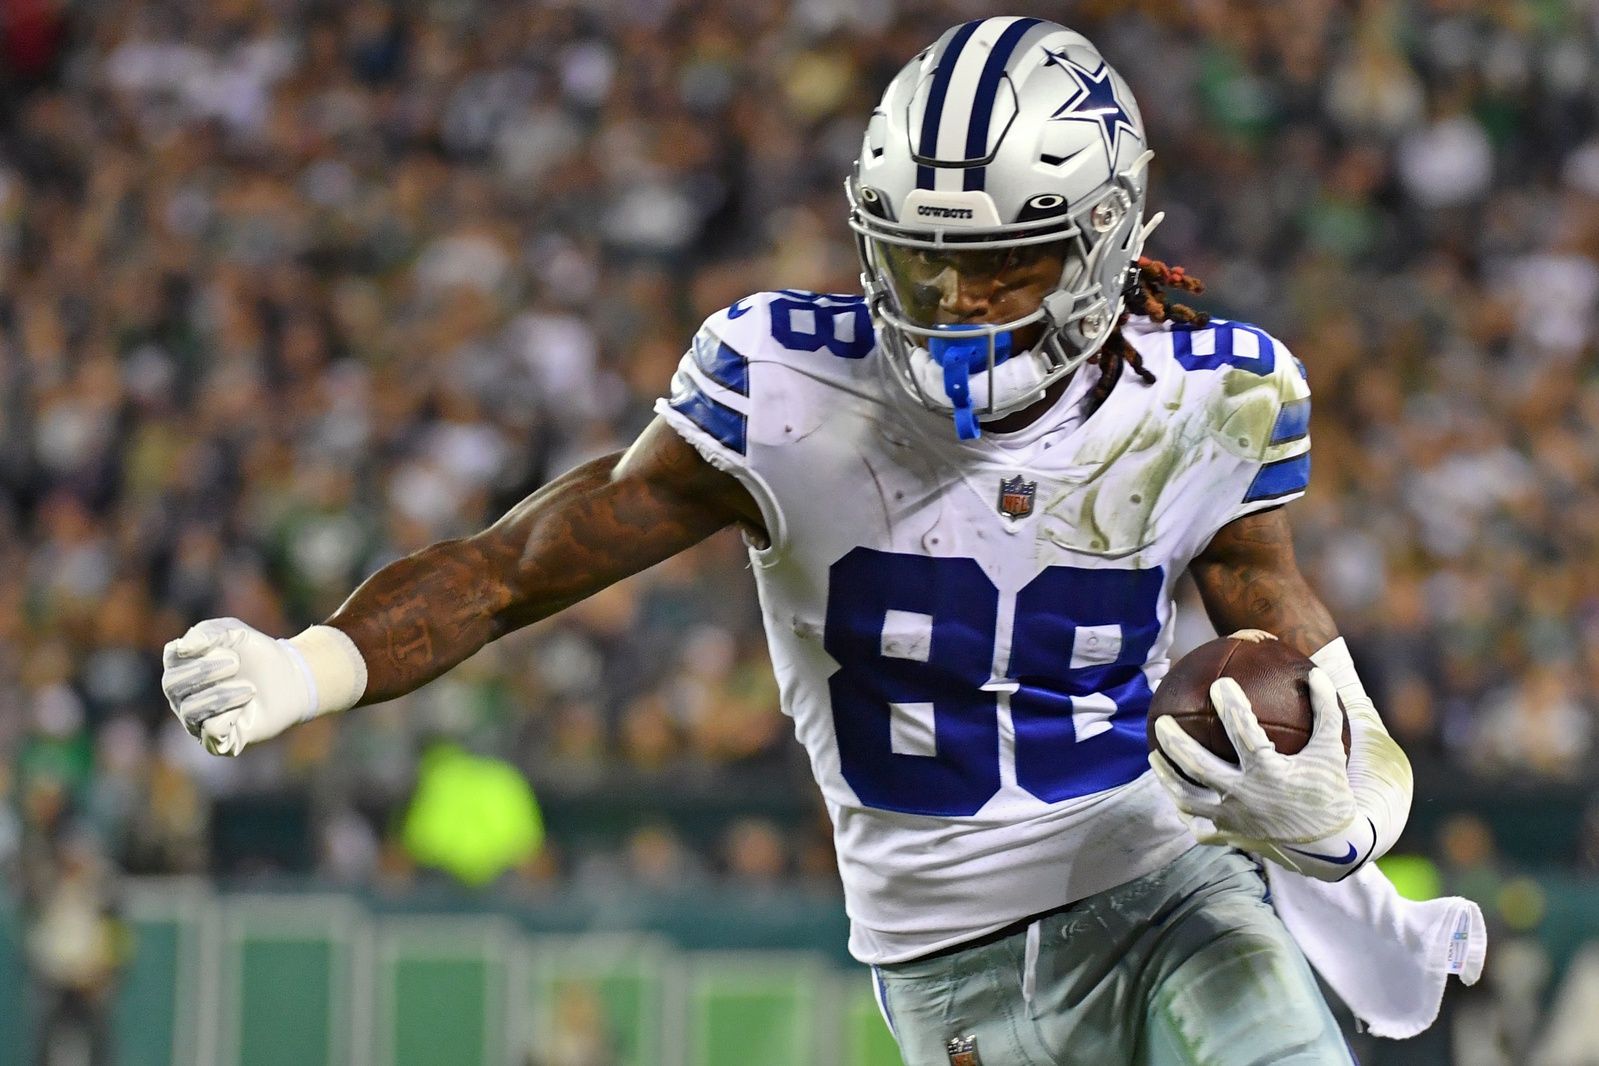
[1085,256,1208,415]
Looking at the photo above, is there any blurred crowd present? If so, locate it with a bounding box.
[1,0,1599,943]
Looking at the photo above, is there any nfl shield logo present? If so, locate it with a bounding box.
[997,475,1036,520]
[946,1035,982,1065]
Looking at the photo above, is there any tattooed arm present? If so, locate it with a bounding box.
[1187,506,1336,657]
[329,417,762,705]
[160,419,761,755]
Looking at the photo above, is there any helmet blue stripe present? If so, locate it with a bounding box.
[916,20,982,189]
[964,18,1044,191]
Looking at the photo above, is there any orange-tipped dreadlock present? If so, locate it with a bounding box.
[1085,256,1208,415]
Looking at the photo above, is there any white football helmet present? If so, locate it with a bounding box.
[848,17,1162,438]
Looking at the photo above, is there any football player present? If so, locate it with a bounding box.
[163,18,1412,1065]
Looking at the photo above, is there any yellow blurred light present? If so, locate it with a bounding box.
[402,743,544,887]
[1376,854,1442,902]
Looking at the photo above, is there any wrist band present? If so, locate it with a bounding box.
[284,625,369,717]
[1309,636,1413,860]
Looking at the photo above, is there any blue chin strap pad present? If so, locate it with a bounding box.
[926,329,1013,440]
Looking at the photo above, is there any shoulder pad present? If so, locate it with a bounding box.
[667,290,880,455]
[699,290,878,374]
[1127,317,1309,462]
[1205,323,1309,464]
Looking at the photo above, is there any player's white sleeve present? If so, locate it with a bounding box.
[652,306,787,553]
[1310,636,1413,862]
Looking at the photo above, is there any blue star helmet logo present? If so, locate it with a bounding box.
[1045,52,1139,157]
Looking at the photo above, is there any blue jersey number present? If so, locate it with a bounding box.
[825,548,1163,816]
[1171,320,1277,376]
[727,291,874,358]
[768,292,874,360]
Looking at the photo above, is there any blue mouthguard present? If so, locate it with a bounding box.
[926,328,1014,440]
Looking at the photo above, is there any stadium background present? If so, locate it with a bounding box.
[3,0,1599,1063]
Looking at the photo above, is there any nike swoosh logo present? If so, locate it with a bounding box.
[1283,841,1359,864]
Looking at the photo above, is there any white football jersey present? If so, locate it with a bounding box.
[654,290,1313,964]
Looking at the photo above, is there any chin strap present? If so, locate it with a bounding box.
[926,329,1013,440]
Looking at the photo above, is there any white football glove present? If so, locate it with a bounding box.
[161,618,367,757]
[1149,667,1376,881]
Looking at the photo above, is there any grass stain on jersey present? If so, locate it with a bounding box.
[1039,362,1301,558]
[1043,412,1206,557]
[1214,365,1301,460]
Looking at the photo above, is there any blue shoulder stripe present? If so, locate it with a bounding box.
[669,381,747,455]
[1270,398,1310,445]
[691,336,749,396]
[963,18,1043,191]
[917,20,981,189]
[1244,452,1310,503]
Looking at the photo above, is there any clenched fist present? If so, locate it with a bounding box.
[161,618,367,756]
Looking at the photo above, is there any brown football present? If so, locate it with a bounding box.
[1147,633,1350,782]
